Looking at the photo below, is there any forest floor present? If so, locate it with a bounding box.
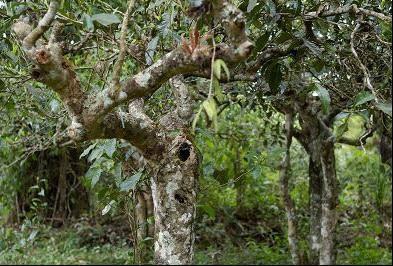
[1,224,391,265]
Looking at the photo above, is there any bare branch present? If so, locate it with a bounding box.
[350,21,379,103]
[337,127,376,147]
[23,0,60,50]
[110,0,135,98]
[305,4,392,22]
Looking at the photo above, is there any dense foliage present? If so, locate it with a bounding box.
[0,0,391,264]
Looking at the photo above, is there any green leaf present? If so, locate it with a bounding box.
[254,32,270,54]
[87,146,103,162]
[145,36,159,65]
[316,85,330,114]
[83,13,94,32]
[335,117,350,139]
[265,62,282,92]
[353,91,375,106]
[200,204,216,220]
[102,139,117,158]
[120,172,143,192]
[80,143,97,158]
[158,12,172,37]
[202,98,218,131]
[375,102,392,116]
[91,13,121,26]
[192,104,204,132]
[102,200,116,215]
[303,38,323,57]
[213,59,230,81]
[86,167,102,187]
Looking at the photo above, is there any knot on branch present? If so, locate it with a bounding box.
[35,48,51,65]
[67,119,85,141]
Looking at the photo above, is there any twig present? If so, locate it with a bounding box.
[110,0,135,98]
[208,32,216,98]
[350,21,379,103]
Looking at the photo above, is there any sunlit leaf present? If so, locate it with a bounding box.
[353,91,375,106]
[92,13,121,26]
[316,85,330,114]
[86,167,102,187]
[80,143,97,159]
[102,200,116,215]
[375,102,392,116]
[145,36,159,65]
[120,171,143,192]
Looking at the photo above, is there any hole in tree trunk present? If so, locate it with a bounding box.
[178,142,191,162]
[174,192,186,204]
[31,69,41,79]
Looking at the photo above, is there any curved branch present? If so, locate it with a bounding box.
[23,0,60,50]
[304,4,392,22]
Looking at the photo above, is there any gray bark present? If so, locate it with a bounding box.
[279,113,302,265]
[319,140,338,265]
[295,101,338,265]
[151,136,199,265]
[308,156,323,265]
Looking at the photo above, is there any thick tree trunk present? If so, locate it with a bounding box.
[308,155,323,265]
[319,140,338,265]
[151,135,199,265]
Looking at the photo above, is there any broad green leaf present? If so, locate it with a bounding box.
[92,13,121,26]
[375,102,392,116]
[102,200,116,215]
[254,32,270,54]
[145,36,159,65]
[213,78,225,102]
[102,139,117,158]
[80,143,97,158]
[303,38,323,57]
[312,59,325,73]
[83,13,94,32]
[335,117,350,139]
[353,91,375,106]
[265,62,282,92]
[158,12,172,37]
[87,146,103,162]
[213,59,230,80]
[192,104,204,132]
[203,98,217,120]
[200,204,216,220]
[120,171,143,192]
[86,167,102,187]
[316,85,330,114]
